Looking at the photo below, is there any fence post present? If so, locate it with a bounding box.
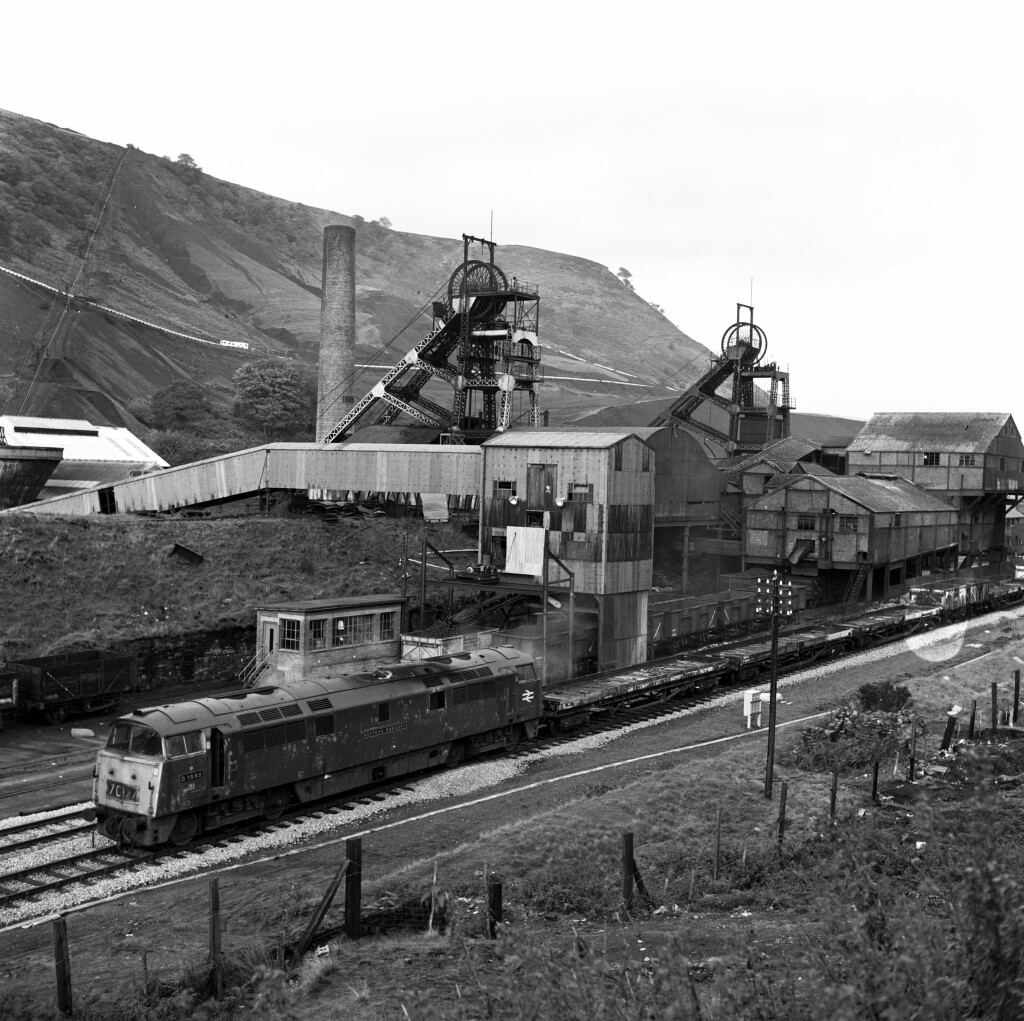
[712,809,721,881]
[940,715,957,751]
[830,767,838,822]
[968,699,977,740]
[345,837,362,941]
[871,760,879,804]
[53,915,72,1015]
[909,723,917,782]
[208,879,223,1001]
[1014,670,1021,726]
[622,832,635,912]
[487,880,503,939]
[992,682,999,738]
[777,782,788,845]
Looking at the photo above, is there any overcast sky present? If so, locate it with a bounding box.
[3,1,1022,421]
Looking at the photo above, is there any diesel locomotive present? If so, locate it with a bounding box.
[94,646,540,847]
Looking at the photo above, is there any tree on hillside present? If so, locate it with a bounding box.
[617,267,634,291]
[232,359,315,438]
[174,153,202,183]
[150,381,213,428]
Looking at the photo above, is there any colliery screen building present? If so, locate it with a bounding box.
[744,474,959,602]
[846,412,1024,569]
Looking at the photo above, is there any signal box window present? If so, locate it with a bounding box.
[379,610,397,642]
[796,515,815,531]
[333,614,375,646]
[838,516,859,532]
[923,452,940,466]
[308,618,327,650]
[280,618,301,651]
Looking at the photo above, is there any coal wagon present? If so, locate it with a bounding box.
[11,650,137,724]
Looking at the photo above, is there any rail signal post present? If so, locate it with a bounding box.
[757,570,794,799]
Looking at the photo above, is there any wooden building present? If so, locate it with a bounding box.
[846,413,1024,570]
[480,429,655,672]
[249,594,407,687]
[744,475,959,602]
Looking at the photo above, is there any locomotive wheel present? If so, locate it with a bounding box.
[446,740,465,766]
[504,725,522,751]
[263,790,288,820]
[168,810,199,847]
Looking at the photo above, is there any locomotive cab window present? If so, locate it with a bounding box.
[107,723,163,757]
[515,663,537,681]
[429,691,446,710]
[165,731,204,757]
[377,702,391,723]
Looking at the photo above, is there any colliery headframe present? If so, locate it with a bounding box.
[319,233,542,446]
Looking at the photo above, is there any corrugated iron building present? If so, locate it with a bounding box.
[480,429,655,672]
[846,412,1024,569]
[0,416,167,505]
[744,474,959,601]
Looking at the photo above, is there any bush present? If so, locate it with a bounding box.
[858,679,912,712]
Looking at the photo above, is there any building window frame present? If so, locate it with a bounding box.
[796,514,816,531]
[279,617,301,651]
[923,452,940,466]
[492,479,516,499]
[837,515,859,533]
[308,617,328,651]
[958,454,976,467]
[566,483,593,503]
[379,610,397,642]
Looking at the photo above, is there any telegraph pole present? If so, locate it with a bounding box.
[758,570,793,799]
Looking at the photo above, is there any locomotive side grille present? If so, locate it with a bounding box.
[265,724,287,748]
[452,686,468,706]
[422,678,444,688]
[280,704,302,718]
[314,715,335,736]
[259,707,284,721]
[241,731,265,753]
[481,679,497,699]
[307,697,333,712]
[239,712,261,727]
[285,720,306,742]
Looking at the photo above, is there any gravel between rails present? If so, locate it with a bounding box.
[1,606,1017,931]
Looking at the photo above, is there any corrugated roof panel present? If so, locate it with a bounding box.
[483,428,642,449]
[848,412,1013,454]
[1,416,95,432]
[0,415,168,466]
[816,475,958,513]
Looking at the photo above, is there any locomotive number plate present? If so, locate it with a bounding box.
[105,780,139,803]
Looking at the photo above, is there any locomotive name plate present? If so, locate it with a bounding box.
[105,780,139,803]
[361,722,408,739]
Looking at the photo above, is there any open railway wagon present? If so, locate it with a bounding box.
[647,590,757,657]
[0,668,16,730]
[10,650,137,724]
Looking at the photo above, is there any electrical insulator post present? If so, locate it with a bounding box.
[756,570,794,799]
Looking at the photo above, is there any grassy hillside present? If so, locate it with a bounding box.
[0,108,712,448]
